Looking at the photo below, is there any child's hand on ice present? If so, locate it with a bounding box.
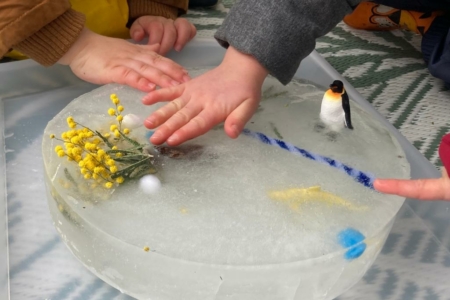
[58,28,190,92]
[142,47,269,146]
[130,16,196,55]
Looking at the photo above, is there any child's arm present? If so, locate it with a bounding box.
[214,0,360,84]
[127,0,195,55]
[0,0,78,66]
[143,0,362,145]
[0,1,189,91]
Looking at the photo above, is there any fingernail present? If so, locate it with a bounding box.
[144,119,154,128]
[167,135,179,144]
[182,75,190,82]
[150,132,160,140]
[373,179,383,189]
[171,80,181,86]
[175,45,182,52]
[231,125,240,136]
[132,29,142,40]
[145,131,155,140]
[148,83,156,89]
[182,69,189,74]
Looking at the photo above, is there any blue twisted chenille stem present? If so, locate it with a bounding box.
[241,129,375,190]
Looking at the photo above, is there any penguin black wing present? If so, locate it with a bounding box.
[341,91,353,130]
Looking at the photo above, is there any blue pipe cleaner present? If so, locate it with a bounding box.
[241,129,375,190]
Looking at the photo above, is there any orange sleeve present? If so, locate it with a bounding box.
[13,9,85,66]
[0,0,77,57]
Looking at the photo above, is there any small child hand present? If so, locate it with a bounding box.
[142,47,269,146]
[374,169,450,200]
[130,16,196,55]
[58,28,190,92]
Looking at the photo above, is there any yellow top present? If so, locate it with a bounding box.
[72,0,130,38]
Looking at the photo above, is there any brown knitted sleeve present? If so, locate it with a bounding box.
[13,9,85,66]
[0,0,73,58]
[154,0,189,13]
[128,0,189,22]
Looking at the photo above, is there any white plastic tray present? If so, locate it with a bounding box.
[1,39,449,300]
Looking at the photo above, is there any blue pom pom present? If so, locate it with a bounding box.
[338,228,365,247]
[344,243,366,260]
[337,228,366,260]
[145,131,155,139]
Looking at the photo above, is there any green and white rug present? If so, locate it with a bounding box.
[186,0,450,168]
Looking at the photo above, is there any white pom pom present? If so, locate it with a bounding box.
[122,114,142,129]
[139,175,161,195]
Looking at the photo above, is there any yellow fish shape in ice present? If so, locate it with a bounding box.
[268,186,367,212]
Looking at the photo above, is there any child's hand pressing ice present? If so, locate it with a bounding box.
[142,47,269,146]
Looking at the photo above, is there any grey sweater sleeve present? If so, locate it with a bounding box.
[215,0,362,85]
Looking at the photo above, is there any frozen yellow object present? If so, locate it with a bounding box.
[268,186,366,211]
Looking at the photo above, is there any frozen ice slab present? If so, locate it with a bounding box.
[42,68,409,300]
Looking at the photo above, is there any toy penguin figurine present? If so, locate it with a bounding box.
[320,80,353,131]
